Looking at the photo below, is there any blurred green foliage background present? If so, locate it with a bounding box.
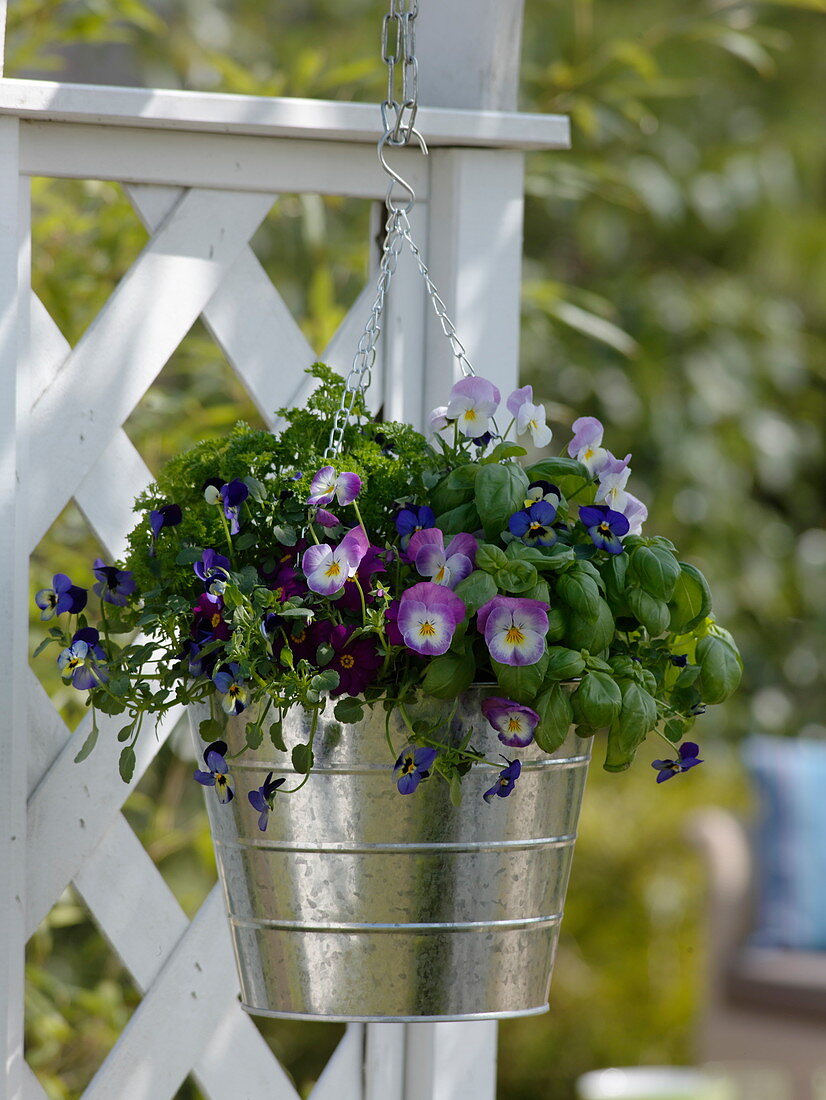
[10,0,825,1095]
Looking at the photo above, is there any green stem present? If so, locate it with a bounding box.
[351,500,369,539]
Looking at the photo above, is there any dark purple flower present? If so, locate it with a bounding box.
[92,559,136,606]
[407,529,477,589]
[385,600,404,646]
[35,573,87,620]
[248,771,287,831]
[180,638,204,676]
[395,504,436,551]
[289,619,331,666]
[204,479,250,534]
[652,741,703,783]
[193,549,232,588]
[473,431,494,448]
[508,500,558,547]
[193,740,235,803]
[481,697,540,747]
[148,503,182,555]
[669,654,688,667]
[212,662,248,715]
[393,745,438,794]
[483,758,522,803]
[327,624,383,697]
[192,592,231,642]
[579,504,630,555]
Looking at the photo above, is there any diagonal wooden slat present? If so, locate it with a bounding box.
[25,680,182,937]
[27,186,274,551]
[125,183,319,427]
[309,1026,365,1100]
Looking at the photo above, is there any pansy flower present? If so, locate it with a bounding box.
[336,544,388,614]
[212,662,248,715]
[148,503,182,555]
[622,492,648,537]
[193,548,232,589]
[483,758,522,803]
[428,406,450,434]
[92,559,136,606]
[508,500,557,547]
[395,504,436,551]
[393,745,438,794]
[595,453,632,513]
[407,529,477,589]
[314,508,341,529]
[579,504,630,555]
[193,740,235,803]
[207,479,250,535]
[445,376,501,439]
[308,466,362,507]
[248,771,287,831]
[302,526,369,596]
[57,628,108,690]
[326,624,383,696]
[384,600,405,646]
[523,480,561,510]
[481,697,541,747]
[652,742,703,783]
[477,596,549,667]
[35,573,87,620]
[506,385,553,448]
[568,417,610,475]
[192,592,231,643]
[397,582,466,657]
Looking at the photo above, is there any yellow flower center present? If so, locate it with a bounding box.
[325,561,342,578]
[505,625,526,646]
[463,408,477,421]
[340,654,355,669]
[418,620,436,637]
[506,716,522,732]
[211,613,222,627]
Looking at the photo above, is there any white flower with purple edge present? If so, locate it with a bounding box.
[481,696,541,747]
[506,385,553,448]
[302,526,369,596]
[622,492,648,536]
[407,528,477,589]
[396,582,466,656]
[568,416,610,475]
[595,452,632,512]
[428,406,450,434]
[477,595,549,667]
[445,376,500,439]
[308,466,362,507]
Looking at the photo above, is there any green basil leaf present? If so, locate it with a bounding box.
[557,571,601,620]
[496,559,539,594]
[697,634,743,704]
[435,502,482,540]
[474,463,529,541]
[492,651,549,704]
[454,570,498,614]
[430,463,480,513]
[481,442,528,464]
[562,598,615,654]
[629,545,681,602]
[544,647,586,682]
[475,543,509,574]
[534,683,574,753]
[627,587,670,636]
[422,650,476,700]
[668,563,713,634]
[571,670,622,730]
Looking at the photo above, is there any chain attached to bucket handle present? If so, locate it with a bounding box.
[325,1,477,458]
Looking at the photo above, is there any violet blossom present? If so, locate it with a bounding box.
[194,740,235,803]
[445,376,500,439]
[393,745,438,795]
[579,504,630,555]
[483,758,522,803]
[248,772,286,831]
[568,417,610,475]
[481,697,541,747]
[477,596,549,667]
[407,528,477,589]
[35,573,87,620]
[308,466,362,507]
[395,504,436,551]
[652,742,703,783]
[302,526,369,596]
[92,560,136,606]
[506,385,553,448]
[396,582,466,656]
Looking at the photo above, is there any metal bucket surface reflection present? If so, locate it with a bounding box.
[189,686,591,1022]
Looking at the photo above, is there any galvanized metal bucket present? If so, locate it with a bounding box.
[189,686,591,1022]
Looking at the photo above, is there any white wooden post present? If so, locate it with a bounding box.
[0,113,29,1100]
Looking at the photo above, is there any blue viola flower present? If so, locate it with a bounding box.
[483,758,522,803]
[393,745,438,794]
[248,771,287,831]
[180,638,204,676]
[259,612,285,657]
[473,431,494,449]
[193,548,231,589]
[148,503,182,555]
[205,479,250,535]
[57,628,108,690]
[92,559,136,606]
[193,740,235,803]
[508,500,558,547]
[579,504,630,555]
[651,741,703,783]
[35,573,87,620]
[669,654,688,667]
[395,504,436,551]
[212,662,248,715]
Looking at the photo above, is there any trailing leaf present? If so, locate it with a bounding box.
[534,682,575,753]
[492,651,550,704]
[697,634,742,703]
[571,670,623,730]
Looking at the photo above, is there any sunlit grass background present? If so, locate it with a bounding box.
[13,0,826,1095]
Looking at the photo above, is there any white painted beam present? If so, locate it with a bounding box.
[0,77,570,151]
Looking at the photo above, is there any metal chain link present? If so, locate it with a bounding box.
[325,0,477,457]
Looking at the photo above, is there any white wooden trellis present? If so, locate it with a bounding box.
[0,3,570,1098]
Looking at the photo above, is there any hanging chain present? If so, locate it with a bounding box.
[380,0,419,147]
[325,0,476,457]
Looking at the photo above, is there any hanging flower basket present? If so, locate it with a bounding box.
[190,685,590,1021]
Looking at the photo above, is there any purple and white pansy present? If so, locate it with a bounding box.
[301,525,369,596]
[308,466,363,507]
[396,582,466,656]
[481,697,541,747]
[507,385,553,448]
[407,528,477,588]
[477,596,549,667]
[194,740,235,803]
[445,376,501,439]
[568,416,610,475]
